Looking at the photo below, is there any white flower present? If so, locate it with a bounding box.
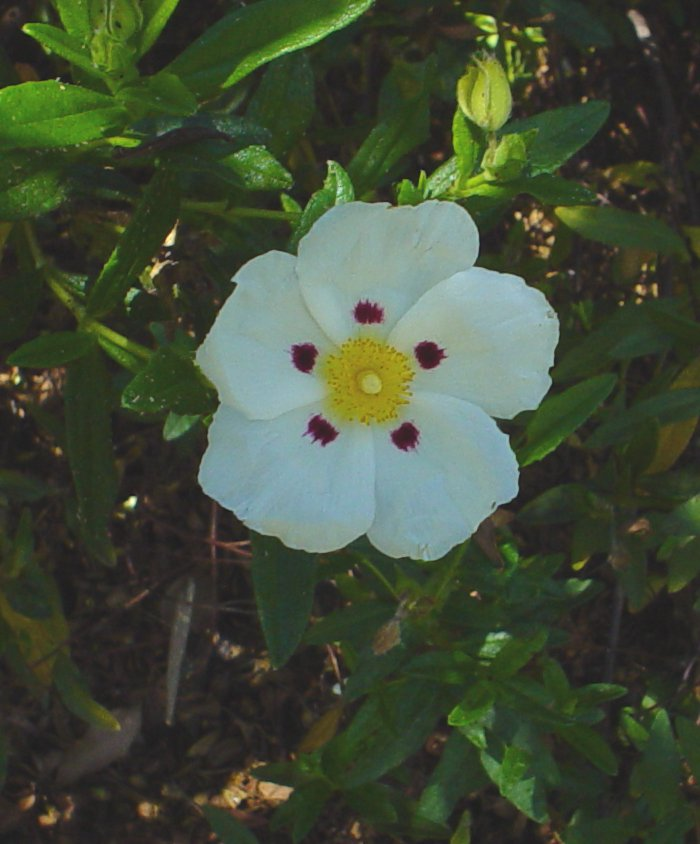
[197,201,559,561]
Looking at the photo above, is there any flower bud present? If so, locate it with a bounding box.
[456,54,512,133]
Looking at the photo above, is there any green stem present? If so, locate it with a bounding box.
[182,201,299,223]
[357,557,400,601]
[432,542,468,609]
[83,319,152,362]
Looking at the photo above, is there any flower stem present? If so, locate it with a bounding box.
[357,556,400,601]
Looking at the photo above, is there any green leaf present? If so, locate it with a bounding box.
[0,470,48,503]
[0,271,43,344]
[270,780,334,843]
[138,0,182,58]
[116,72,198,117]
[348,58,432,196]
[247,53,315,157]
[505,100,610,175]
[166,0,372,98]
[676,715,700,782]
[556,205,688,256]
[289,160,354,251]
[667,537,700,592]
[518,374,617,466]
[417,732,487,824]
[587,388,700,448]
[522,174,596,206]
[0,81,127,150]
[323,679,450,788]
[0,151,69,220]
[201,805,261,844]
[53,653,121,730]
[558,724,618,774]
[64,345,118,565]
[52,0,91,41]
[121,346,216,416]
[87,167,179,318]
[480,742,548,822]
[632,709,683,820]
[23,24,109,80]
[452,108,481,182]
[250,533,317,668]
[663,495,700,537]
[8,331,96,368]
[219,146,292,191]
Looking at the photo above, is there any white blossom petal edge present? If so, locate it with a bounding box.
[197,200,559,561]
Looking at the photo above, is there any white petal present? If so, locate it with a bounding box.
[297,201,480,344]
[196,251,330,419]
[389,267,559,419]
[199,405,375,553]
[367,393,519,561]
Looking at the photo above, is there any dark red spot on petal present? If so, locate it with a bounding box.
[291,342,318,373]
[353,299,385,324]
[414,340,446,370]
[391,421,420,451]
[305,414,339,446]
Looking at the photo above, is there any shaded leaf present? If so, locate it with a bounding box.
[201,806,261,844]
[64,345,118,565]
[349,59,433,196]
[88,167,179,318]
[247,52,315,156]
[558,724,618,774]
[250,534,317,668]
[167,0,372,98]
[556,205,687,256]
[53,653,121,730]
[8,331,95,368]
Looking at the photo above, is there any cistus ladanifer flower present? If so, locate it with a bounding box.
[196,201,558,561]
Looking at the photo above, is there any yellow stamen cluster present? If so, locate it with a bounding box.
[321,337,414,424]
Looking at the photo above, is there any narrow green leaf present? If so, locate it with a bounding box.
[9,331,95,368]
[289,160,354,250]
[348,59,432,196]
[53,653,121,730]
[247,53,315,156]
[250,533,317,668]
[558,724,618,774]
[116,72,198,117]
[0,81,127,150]
[505,100,610,175]
[52,0,91,41]
[632,709,683,820]
[138,0,182,58]
[0,271,43,343]
[0,470,48,503]
[121,346,216,416]
[518,374,617,466]
[87,167,179,318]
[219,146,292,191]
[64,345,118,565]
[663,495,700,537]
[271,780,334,843]
[452,108,481,182]
[23,24,109,80]
[201,806,261,844]
[587,388,700,448]
[555,205,687,256]
[417,732,487,824]
[167,0,372,98]
[523,174,596,206]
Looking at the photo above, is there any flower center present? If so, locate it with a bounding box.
[321,337,414,424]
